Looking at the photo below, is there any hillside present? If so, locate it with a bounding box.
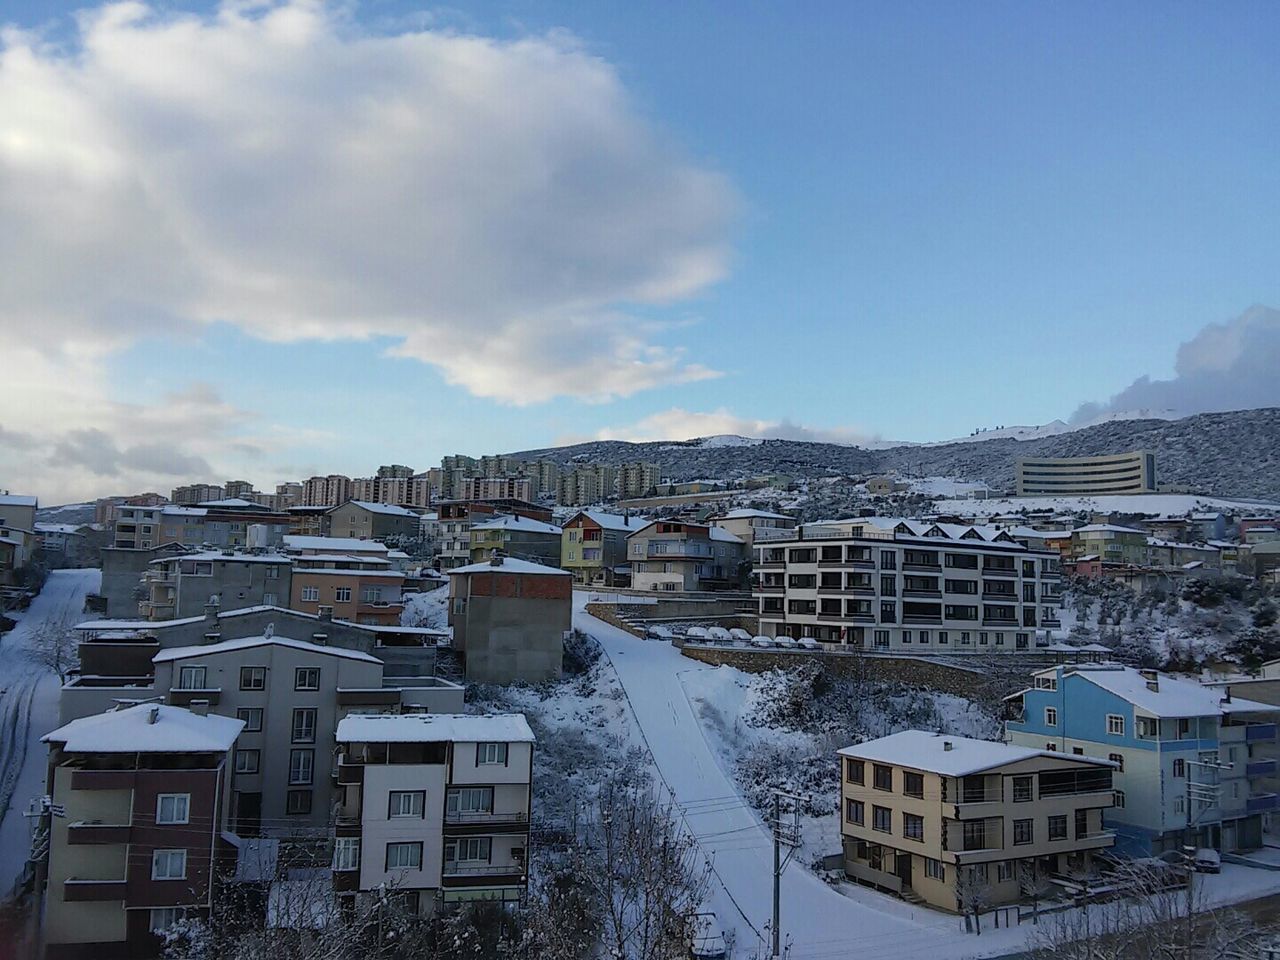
[511,407,1280,501]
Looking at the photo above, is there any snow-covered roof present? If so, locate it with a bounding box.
[150,551,290,565]
[471,514,562,535]
[573,510,648,532]
[284,535,389,553]
[0,493,37,507]
[282,553,390,565]
[43,703,244,754]
[162,505,208,516]
[837,730,1110,777]
[709,526,744,543]
[292,567,404,579]
[713,508,794,521]
[35,523,86,535]
[1070,524,1146,534]
[154,635,380,665]
[448,557,570,577]
[338,501,421,517]
[336,713,535,744]
[1061,665,1279,719]
[197,498,258,508]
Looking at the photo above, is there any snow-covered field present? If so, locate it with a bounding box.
[0,569,100,896]
[934,492,1280,518]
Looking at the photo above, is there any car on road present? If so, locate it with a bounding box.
[1193,848,1221,873]
[687,911,728,959]
[729,628,752,642]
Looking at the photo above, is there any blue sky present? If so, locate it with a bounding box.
[1,1,1278,502]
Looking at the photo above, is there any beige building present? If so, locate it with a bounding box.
[458,477,534,502]
[1016,450,1157,497]
[0,492,38,582]
[561,510,647,585]
[333,713,534,917]
[468,514,562,565]
[328,500,423,541]
[709,508,797,548]
[839,731,1115,912]
[626,520,747,592]
[302,474,353,508]
[557,465,618,507]
[616,462,661,499]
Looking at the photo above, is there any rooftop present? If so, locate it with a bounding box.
[336,712,535,744]
[150,551,291,565]
[340,501,422,518]
[43,703,244,754]
[471,514,563,534]
[448,557,571,577]
[837,730,1109,777]
[1045,665,1280,719]
[0,493,37,507]
[284,535,389,553]
[713,508,794,521]
[154,634,381,665]
[575,510,648,532]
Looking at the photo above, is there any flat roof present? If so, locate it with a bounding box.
[448,557,570,576]
[336,713,535,744]
[837,730,1111,777]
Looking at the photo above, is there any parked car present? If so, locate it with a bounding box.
[751,635,775,649]
[796,637,820,651]
[1193,848,1221,874]
[729,628,753,642]
[687,912,728,960]
[686,626,710,640]
[707,626,733,642]
[647,625,675,641]
[774,637,797,650]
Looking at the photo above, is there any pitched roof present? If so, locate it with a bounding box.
[713,508,794,521]
[284,535,389,553]
[1064,665,1279,719]
[153,635,381,665]
[447,557,570,576]
[336,713,535,744]
[0,494,37,507]
[340,501,422,517]
[471,514,562,534]
[575,510,648,532]
[43,703,244,754]
[837,730,1110,777]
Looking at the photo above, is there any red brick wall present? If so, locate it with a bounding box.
[463,572,571,600]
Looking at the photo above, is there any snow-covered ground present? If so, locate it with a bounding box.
[934,492,1280,518]
[0,569,100,896]
[400,584,450,632]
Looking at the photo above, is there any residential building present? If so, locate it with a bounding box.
[378,464,415,479]
[115,501,291,552]
[468,515,563,565]
[838,731,1115,912]
[447,556,570,683]
[333,713,534,916]
[434,500,555,571]
[0,492,39,582]
[866,476,910,496]
[287,540,406,626]
[111,504,165,550]
[36,523,105,569]
[40,703,244,959]
[328,501,423,542]
[1068,524,1149,566]
[1146,538,1222,572]
[350,473,432,510]
[301,475,352,508]
[616,462,661,499]
[557,465,618,507]
[170,483,226,505]
[710,508,798,548]
[139,551,291,620]
[437,455,480,500]
[1252,541,1280,581]
[1005,664,1280,855]
[98,545,190,617]
[458,477,534,503]
[754,518,1061,650]
[561,511,647,585]
[626,520,747,592]
[223,481,255,499]
[1015,450,1157,497]
[286,505,331,537]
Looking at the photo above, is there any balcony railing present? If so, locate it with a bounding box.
[444,810,530,830]
[67,822,132,844]
[63,879,128,902]
[982,566,1017,578]
[441,863,527,887]
[1246,759,1277,778]
[903,615,943,625]
[1246,793,1278,814]
[1246,724,1278,743]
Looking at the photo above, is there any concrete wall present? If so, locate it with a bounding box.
[452,572,570,684]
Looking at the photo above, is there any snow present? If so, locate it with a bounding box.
[0,494,37,507]
[1065,664,1279,719]
[836,730,1109,777]
[196,497,258,508]
[712,508,794,520]
[335,712,535,743]
[150,550,291,564]
[904,477,993,497]
[400,586,451,631]
[934,493,1280,518]
[691,435,764,448]
[153,634,381,664]
[42,703,244,753]
[345,500,421,517]
[34,523,85,535]
[469,514,562,534]
[572,509,648,531]
[283,535,389,553]
[447,557,570,576]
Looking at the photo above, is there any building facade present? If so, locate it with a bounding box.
[560,511,646,585]
[140,551,291,621]
[626,520,747,592]
[328,501,423,542]
[468,515,563,565]
[1015,451,1157,497]
[710,508,798,548]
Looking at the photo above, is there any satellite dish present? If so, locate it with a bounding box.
[264,622,275,639]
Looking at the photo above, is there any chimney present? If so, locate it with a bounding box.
[147,705,160,724]
[1222,689,1232,705]
[204,598,221,624]
[943,740,953,752]
[189,700,209,717]
[490,552,504,567]
[1140,668,1159,693]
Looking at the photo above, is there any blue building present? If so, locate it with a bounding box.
[1005,664,1279,856]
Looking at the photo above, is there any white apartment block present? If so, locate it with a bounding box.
[756,518,1062,653]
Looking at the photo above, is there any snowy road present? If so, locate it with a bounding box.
[0,569,100,896]
[573,601,1021,960]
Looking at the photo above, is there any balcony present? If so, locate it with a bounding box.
[902,562,942,573]
[757,560,785,570]
[335,761,364,785]
[981,589,1017,600]
[63,878,128,902]
[170,688,222,707]
[1246,793,1278,814]
[441,863,526,888]
[903,615,943,625]
[67,822,131,844]
[982,619,1018,627]
[444,810,530,835]
[757,582,784,594]
[1246,724,1278,743]
[903,589,942,599]
[1246,759,1277,778]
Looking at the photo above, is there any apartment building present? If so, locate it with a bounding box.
[140,551,291,620]
[1016,450,1157,497]
[114,501,291,552]
[468,515,563,565]
[839,731,1115,912]
[288,546,405,625]
[328,500,423,541]
[1006,664,1280,855]
[755,518,1062,650]
[302,475,353,508]
[448,556,570,683]
[40,703,244,959]
[434,499,554,570]
[626,520,747,592]
[1068,524,1149,566]
[561,510,647,585]
[616,462,661,499]
[458,477,534,503]
[1146,537,1222,572]
[710,508,797,548]
[557,465,618,507]
[333,713,534,916]
[0,492,38,582]
[350,474,432,510]
[170,483,225,505]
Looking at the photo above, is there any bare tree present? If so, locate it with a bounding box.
[30,622,77,683]
[1017,860,1057,923]
[955,865,995,935]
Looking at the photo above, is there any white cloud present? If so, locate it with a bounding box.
[570,407,878,445]
[1072,304,1280,422]
[0,2,734,405]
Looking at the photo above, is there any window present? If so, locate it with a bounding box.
[1044,706,1058,727]
[871,805,892,833]
[301,586,320,602]
[1048,815,1068,841]
[1137,717,1159,738]
[335,587,352,602]
[446,837,492,864]
[939,631,949,644]
[292,708,317,744]
[237,707,263,732]
[902,630,913,644]
[903,813,924,841]
[362,587,382,603]
[235,749,260,774]
[1173,797,1185,814]
[1012,776,1033,802]
[386,841,424,870]
[477,742,508,765]
[880,550,897,570]
[1045,742,1057,751]
[239,666,266,691]
[1172,758,1185,777]
[1072,746,1084,756]
[925,858,945,882]
[1013,819,1033,845]
[1109,753,1125,772]
[997,861,1014,883]
[266,565,279,580]
[150,908,183,932]
[903,771,924,798]
[879,602,896,623]
[156,794,190,825]
[263,592,277,606]
[845,759,864,784]
[289,749,314,785]
[872,764,893,791]
[1113,790,1126,809]
[295,667,320,691]
[333,837,360,871]
[389,790,426,818]
[152,849,187,880]
[177,665,207,690]
[873,630,890,648]
[1177,718,1192,739]
[880,575,897,595]
[1106,714,1125,736]
[845,799,864,825]
[286,790,312,814]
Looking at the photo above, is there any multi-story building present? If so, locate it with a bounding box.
[1005,664,1280,855]
[517,458,559,499]
[1068,524,1151,567]
[1145,538,1222,572]
[626,520,746,592]
[838,731,1115,912]
[40,703,244,958]
[616,462,661,500]
[111,504,165,550]
[333,713,534,916]
[434,500,555,571]
[223,480,255,499]
[140,551,291,620]
[1015,450,1157,497]
[458,477,534,503]
[468,515,563,565]
[35,523,103,569]
[115,501,291,551]
[302,475,352,508]
[448,556,570,683]
[438,456,480,500]
[561,511,647,585]
[286,538,406,625]
[328,501,423,542]
[350,474,432,509]
[710,508,797,548]
[0,492,39,582]
[170,483,226,505]
[754,518,1062,650]
[377,464,415,479]
[286,505,331,537]
[557,465,618,507]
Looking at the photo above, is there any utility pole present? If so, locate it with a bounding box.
[770,790,802,959]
